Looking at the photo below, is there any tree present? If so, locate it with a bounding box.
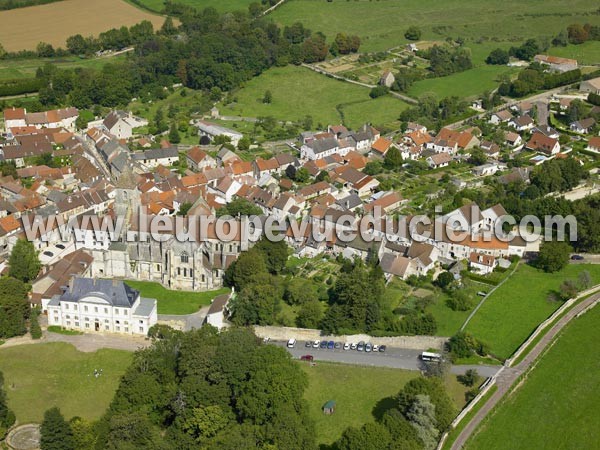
[296,300,323,328]
[536,240,571,273]
[486,48,509,65]
[9,239,40,282]
[337,422,392,450]
[559,279,579,300]
[369,85,389,98]
[183,405,229,441]
[435,271,454,290]
[216,197,262,217]
[406,395,439,450]
[383,146,403,170]
[255,238,289,274]
[168,123,181,144]
[66,34,88,55]
[36,42,55,57]
[230,283,280,326]
[295,167,310,183]
[41,407,75,450]
[224,248,269,291]
[578,270,592,290]
[30,307,42,339]
[0,372,15,438]
[404,26,422,41]
[446,290,472,311]
[567,23,588,44]
[457,369,478,387]
[262,90,273,104]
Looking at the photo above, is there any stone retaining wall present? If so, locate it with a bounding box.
[254,326,447,350]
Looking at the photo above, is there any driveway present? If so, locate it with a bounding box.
[274,341,501,377]
[158,305,210,331]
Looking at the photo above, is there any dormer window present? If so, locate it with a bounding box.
[180,252,189,263]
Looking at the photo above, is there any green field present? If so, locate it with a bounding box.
[271,0,600,53]
[131,0,254,13]
[0,343,132,423]
[0,54,128,81]
[547,41,600,65]
[465,264,600,360]
[122,280,229,315]
[218,65,409,129]
[467,305,600,450]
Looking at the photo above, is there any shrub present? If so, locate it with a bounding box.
[30,308,42,339]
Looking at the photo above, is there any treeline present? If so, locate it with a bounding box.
[498,66,582,98]
[0,0,60,11]
[32,8,334,109]
[39,326,316,449]
[555,23,600,46]
[420,44,473,77]
[0,77,43,96]
[400,94,471,130]
[335,377,456,450]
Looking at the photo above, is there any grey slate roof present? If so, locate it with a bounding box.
[60,277,139,308]
[133,297,157,317]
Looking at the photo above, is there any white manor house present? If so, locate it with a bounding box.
[46,277,157,335]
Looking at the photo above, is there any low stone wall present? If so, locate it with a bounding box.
[254,326,447,350]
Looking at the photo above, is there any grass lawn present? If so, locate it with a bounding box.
[0,54,128,81]
[132,0,254,13]
[218,65,409,128]
[271,0,600,53]
[465,264,600,360]
[301,361,469,445]
[466,305,600,450]
[547,41,600,66]
[122,280,230,315]
[0,343,132,423]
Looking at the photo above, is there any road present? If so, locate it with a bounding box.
[273,341,500,377]
[450,291,600,449]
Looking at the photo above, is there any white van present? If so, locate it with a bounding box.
[287,338,297,348]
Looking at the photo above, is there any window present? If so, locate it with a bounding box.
[125,327,129,333]
[177,267,181,276]
[139,327,144,333]
[94,307,98,313]
[180,252,189,263]
[85,317,90,321]
[65,304,69,310]
[66,320,70,326]
[184,268,187,277]
[105,319,109,323]
[116,326,120,332]
[104,308,108,314]
[66,315,70,319]
[190,269,194,278]
[85,323,90,329]
[84,305,88,312]
[75,322,79,327]
[74,305,78,311]
[139,320,144,324]
[116,320,120,324]
[156,264,160,271]
[115,308,119,315]
[105,326,109,331]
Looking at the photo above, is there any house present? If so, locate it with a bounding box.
[370,137,393,157]
[526,132,560,155]
[533,54,578,72]
[489,110,512,125]
[196,121,243,146]
[504,131,522,148]
[428,128,479,154]
[587,136,600,153]
[426,152,451,169]
[103,111,148,140]
[580,77,600,95]
[204,292,231,330]
[472,163,502,177]
[532,125,560,139]
[131,147,179,169]
[364,191,403,215]
[480,140,501,158]
[300,137,339,160]
[186,146,215,171]
[380,253,414,280]
[509,115,535,132]
[323,400,336,415]
[46,277,157,335]
[3,107,27,132]
[469,252,497,275]
[379,70,395,88]
[570,117,596,134]
[482,203,508,231]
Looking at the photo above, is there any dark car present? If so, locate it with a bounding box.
[327,340,335,349]
[379,345,387,353]
[357,341,365,352]
[305,341,312,347]
[319,340,328,349]
[571,255,584,260]
[334,342,342,349]
[43,251,54,257]
[300,355,314,361]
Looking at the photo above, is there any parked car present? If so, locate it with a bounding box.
[56,244,66,250]
[379,345,387,353]
[320,340,328,349]
[373,344,380,352]
[477,291,487,296]
[571,254,584,260]
[300,355,314,361]
[327,340,335,349]
[357,341,365,351]
[334,342,342,349]
[305,341,312,347]
[263,337,270,344]
[43,251,54,257]
[287,338,297,348]
[350,342,357,350]
[365,343,373,352]
[343,343,350,350]
[313,340,321,348]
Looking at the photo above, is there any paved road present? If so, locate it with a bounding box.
[450,291,600,449]
[273,341,500,377]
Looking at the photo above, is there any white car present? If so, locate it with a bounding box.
[350,342,357,350]
[313,340,321,348]
[343,342,350,350]
[373,344,380,352]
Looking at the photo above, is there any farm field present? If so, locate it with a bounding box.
[0,0,166,52]
[122,280,229,315]
[300,361,469,446]
[0,343,132,423]
[218,65,409,129]
[465,264,600,360]
[0,54,128,81]
[547,41,600,65]
[131,0,254,13]
[270,0,600,54]
[466,305,600,450]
